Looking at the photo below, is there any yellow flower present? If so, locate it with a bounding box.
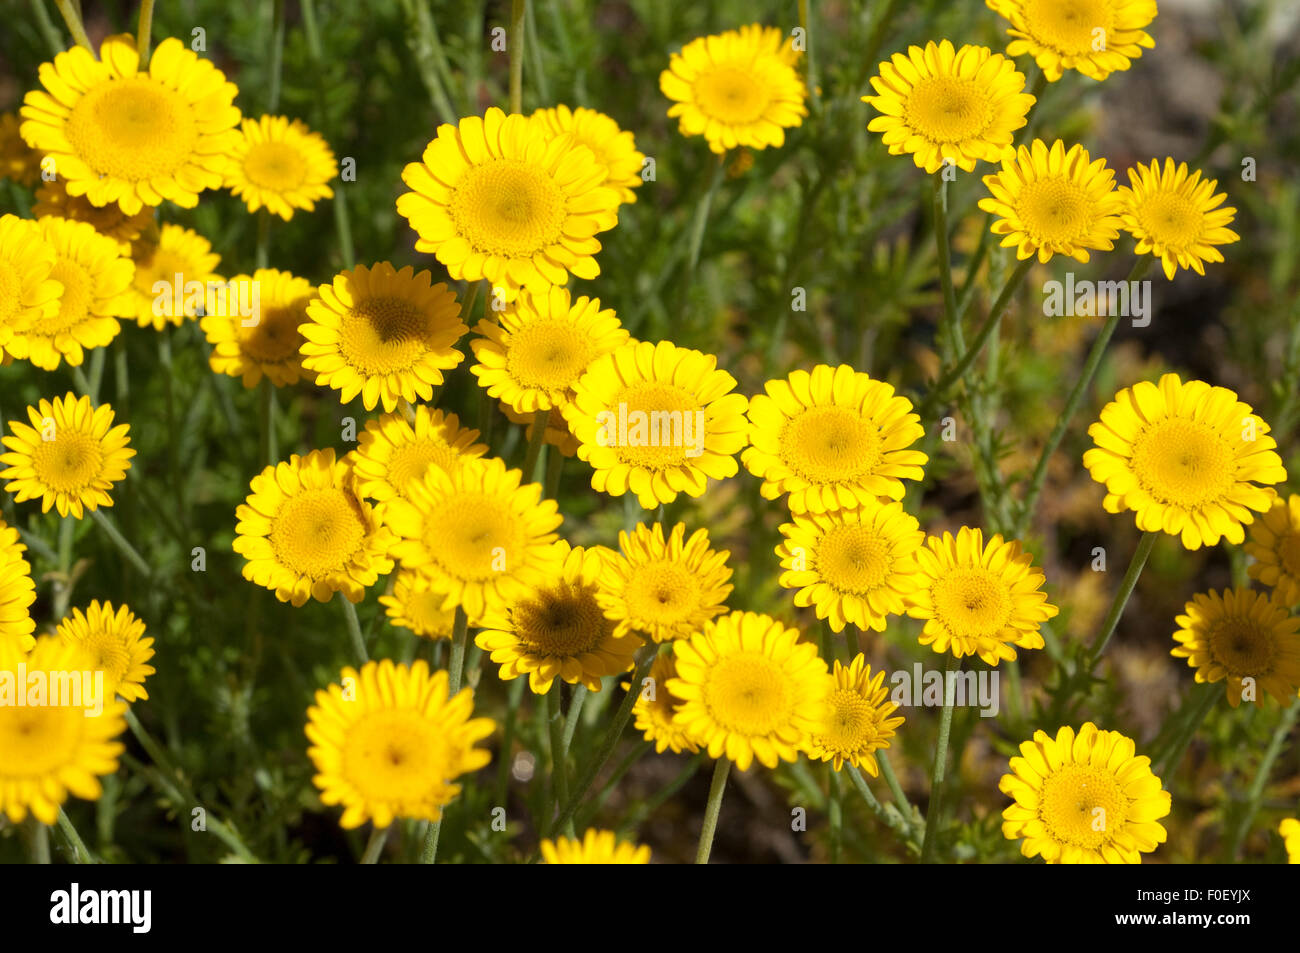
[776,501,924,633]
[743,363,927,513]
[0,214,62,354]
[1117,158,1240,280]
[1,392,135,519]
[1281,818,1300,864]
[531,104,646,204]
[383,457,563,620]
[300,263,466,412]
[0,519,37,655]
[57,600,155,703]
[1171,588,1300,707]
[669,610,831,771]
[350,405,487,506]
[630,650,699,754]
[989,0,1157,82]
[233,449,395,607]
[305,658,494,829]
[397,107,620,300]
[470,286,628,415]
[20,34,241,215]
[380,568,467,640]
[1000,722,1170,864]
[660,24,807,154]
[0,636,128,824]
[804,655,904,774]
[127,224,223,330]
[1245,494,1300,606]
[540,828,651,864]
[32,178,155,253]
[564,339,749,509]
[201,268,313,388]
[223,114,336,220]
[0,112,41,186]
[1084,373,1286,549]
[5,216,134,370]
[906,526,1058,665]
[476,540,642,694]
[596,521,733,644]
[863,39,1035,174]
[978,139,1123,264]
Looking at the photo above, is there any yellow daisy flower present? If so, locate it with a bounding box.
[862,39,1035,174]
[1281,818,1300,864]
[233,449,395,607]
[19,34,241,215]
[396,107,620,300]
[382,456,563,620]
[0,392,135,519]
[379,568,469,640]
[804,655,904,775]
[978,139,1123,264]
[540,828,651,864]
[5,216,133,370]
[0,636,128,824]
[743,363,927,513]
[1171,588,1300,707]
[1245,494,1300,606]
[1083,373,1287,549]
[564,339,749,509]
[989,0,1157,82]
[300,263,467,412]
[476,540,642,694]
[630,650,699,754]
[669,610,831,771]
[32,178,155,254]
[776,501,924,633]
[531,104,646,204]
[223,114,337,220]
[350,405,487,505]
[1000,722,1171,864]
[127,224,223,330]
[201,268,313,388]
[659,24,807,154]
[596,521,733,644]
[1117,158,1240,280]
[0,112,41,186]
[499,399,581,457]
[57,600,155,703]
[906,526,1058,665]
[0,214,62,354]
[470,286,628,415]
[0,519,37,655]
[305,658,494,829]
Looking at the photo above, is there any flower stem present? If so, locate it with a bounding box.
[30,0,64,56]
[1085,531,1158,671]
[1153,682,1219,779]
[267,0,286,113]
[57,809,93,863]
[339,592,367,663]
[846,625,860,661]
[797,0,818,112]
[300,0,356,265]
[876,750,917,837]
[522,408,550,484]
[919,654,959,863]
[447,606,469,694]
[400,0,461,124]
[1226,696,1300,858]
[89,509,152,579]
[932,174,961,347]
[493,678,526,807]
[53,0,92,51]
[52,515,75,620]
[136,0,155,65]
[360,825,390,864]
[544,443,564,499]
[547,687,572,837]
[24,818,50,864]
[828,765,842,863]
[695,757,731,864]
[508,0,525,113]
[684,155,727,293]
[258,378,276,467]
[562,684,587,752]
[848,764,914,845]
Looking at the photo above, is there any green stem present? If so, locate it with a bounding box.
[360,825,390,864]
[447,606,469,695]
[89,509,152,578]
[255,208,271,271]
[24,818,51,864]
[267,0,286,113]
[522,408,550,484]
[30,0,64,56]
[797,0,818,111]
[339,593,367,663]
[57,809,93,863]
[53,515,75,620]
[562,684,587,753]
[828,765,842,863]
[848,764,914,844]
[544,443,564,498]
[1153,683,1219,778]
[919,654,959,863]
[1226,697,1300,858]
[617,750,703,831]
[53,0,92,50]
[695,757,731,864]
[876,750,916,833]
[400,0,461,124]
[846,626,860,661]
[683,155,727,293]
[300,0,356,266]
[136,0,156,65]
[493,678,527,807]
[523,0,548,104]
[548,688,572,836]
[258,378,276,467]
[932,174,961,347]
[1085,531,1158,671]
[508,0,525,113]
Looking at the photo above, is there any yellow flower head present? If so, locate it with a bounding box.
[777,501,924,633]
[1000,722,1170,864]
[470,286,628,415]
[863,39,1035,174]
[233,449,395,607]
[305,658,494,829]
[1084,373,1287,549]
[202,268,313,388]
[223,114,336,220]
[300,263,467,412]
[1117,158,1240,280]
[989,0,1157,82]
[565,340,749,509]
[397,107,620,301]
[0,112,41,186]
[1281,818,1300,864]
[476,540,642,694]
[540,828,651,864]
[630,650,699,754]
[1,392,135,519]
[596,521,733,645]
[669,610,831,771]
[32,177,155,253]
[127,224,223,330]
[531,104,646,204]
[660,24,807,154]
[743,363,927,513]
[383,456,563,619]
[0,214,62,352]
[0,636,128,824]
[906,526,1058,665]
[804,655,904,774]
[350,405,487,506]
[1245,494,1300,606]
[380,568,470,640]
[978,139,1123,264]
[20,34,241,214]
[1171,588,1300,707]
[57,600,155,703]
[0,519,37,654]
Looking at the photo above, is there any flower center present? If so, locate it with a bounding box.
[422,495,522,583]
[1129,418,1235,509]
[337,296,433,376]
[781,406,883,484]
[242,141,309,192]
[512,582,612,658]
[505,320,593,393]
[905,76,993,143]
[818,688,878,752]
[385,440,457,496]
[693,66,772,124]
[931,568,1012,640]
[610,383,703,469]
[343,709,450,801]
[269,487,367,578]
[624,562,699,623]
[1207,617,1276,676]
[65,77,195,183]
[30,431,103,492]
[240,300,307,365]
[1016,176,1095,244]
[32,258,94,337]
[450,159,566,258]
[703,652,793,737]
[1039,763,1127,850]
[1024,0,1116,56]
[72,629,132,686]
[817,525,892,594]
[1137,192,1205,252]
[0,706,83,776]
